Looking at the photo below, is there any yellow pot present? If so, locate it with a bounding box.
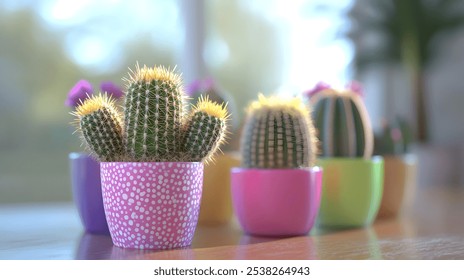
[198,152,241,225]
[376,154,417,219]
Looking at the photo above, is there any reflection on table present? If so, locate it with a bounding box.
[2,187,464,259]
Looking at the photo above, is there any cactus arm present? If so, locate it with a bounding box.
[182,96,228,163]
[72,94,124,162]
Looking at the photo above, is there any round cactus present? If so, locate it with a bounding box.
[310,87,373,159]
[240,94,318,169]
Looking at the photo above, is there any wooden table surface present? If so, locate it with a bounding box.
[1,187,464,260]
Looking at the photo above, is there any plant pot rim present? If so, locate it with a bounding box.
[378,153,417,163]
[69,152,92,159]
[231,166,322,173]
[317,155,383,163]
[100,161,203,165]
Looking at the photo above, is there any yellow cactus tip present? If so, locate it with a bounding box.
[72,93,117,117]
[125,62,181,85]
[194,95,229,120]
[249,93,308,114]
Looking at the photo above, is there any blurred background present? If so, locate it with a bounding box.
[1,0,464,204]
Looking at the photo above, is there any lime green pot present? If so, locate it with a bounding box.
[316,156,384,228]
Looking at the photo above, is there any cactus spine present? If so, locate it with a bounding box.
[241,94,318,169]
[72,94,124,161]
[72,64,228,163]
[310,88,373,158]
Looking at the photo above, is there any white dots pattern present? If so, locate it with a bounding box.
[101,162,203,250]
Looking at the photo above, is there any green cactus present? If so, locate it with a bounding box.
[240,94,318,169]
[182,96,228,163]
[374,117,412,155]
[123,64,184,161]
[310,88,373,158]
[72,64,229,164]
[72,94,124,162]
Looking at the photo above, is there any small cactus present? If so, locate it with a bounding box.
[240,94,318,169]
[185,77,239,152]
[71,63,228,163]
[72,94,124,162]
[374,117,412,155]
[309,86,373,158]
[182,96,229,163]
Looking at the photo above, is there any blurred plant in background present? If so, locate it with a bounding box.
[346,0,464,142]
[374,117,413,156]
[0,0,178,203]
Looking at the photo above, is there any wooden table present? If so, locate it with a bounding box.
[1,187,464,260]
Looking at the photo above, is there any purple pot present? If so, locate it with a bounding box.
[69,152,109,235]
[100,162,203,250]
[231,167,322,237]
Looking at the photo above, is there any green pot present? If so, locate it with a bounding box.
[316,156,384,228]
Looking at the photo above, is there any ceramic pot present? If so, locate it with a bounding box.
[198,152,241,225]
[100,162,203,250]
[69,152,109,234]
[231,167,322,237]
[316,156,384,228]
[376,154,417,219]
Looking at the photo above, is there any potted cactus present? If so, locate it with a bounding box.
[186,78,240,225]
[71,64,228,250]
[231,94,322,237]
[307,82,384,228]
[374,118,417,219]
[66,79,124,235]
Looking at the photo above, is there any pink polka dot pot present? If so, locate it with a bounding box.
[100,162,203,250]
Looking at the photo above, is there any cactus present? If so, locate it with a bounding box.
[71,63,228,163]
[310,87,373,159]
[123,64,184,161]
[72,94,124,161]
[182,96,229,163]
[374,117,412,155]
[240,94,318,169]
[185,78,239,152]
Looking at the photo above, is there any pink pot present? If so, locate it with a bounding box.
[100,162,203,250]
[231,167,322,236]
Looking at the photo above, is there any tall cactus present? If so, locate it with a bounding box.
[123,64,184,161]
[241,94,318,169]
[182,96,229,163]
[310,88,373,158]
[72,94,124,162]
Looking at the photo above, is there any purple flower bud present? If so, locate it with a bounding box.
[345,80,364,97]
[100,81,124,100]
[304,81,331,98]
[186,77,216,97]
[185,79,204,97]
[202,77,215,91]
[65,80,94,107]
